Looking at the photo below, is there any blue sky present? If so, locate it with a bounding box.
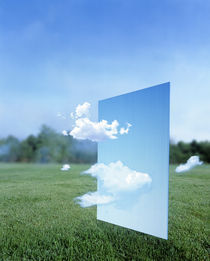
[0,0,209,141]
[98,83,170,239]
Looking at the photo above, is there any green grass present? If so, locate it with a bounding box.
[0,163,209,260]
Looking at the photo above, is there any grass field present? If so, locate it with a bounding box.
[0,163,209,260]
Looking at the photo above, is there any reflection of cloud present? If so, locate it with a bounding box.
[120,123,132,135]
[76,192,114,207]
[69,102,132,142]
[175,156,203,173]
[84,161,152,193]
[61,164,71,171]
[76,161,152,207]
[70,118,119,142]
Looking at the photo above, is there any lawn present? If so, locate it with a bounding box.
[0,163,209,260]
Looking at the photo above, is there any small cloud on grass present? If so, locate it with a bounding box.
[175,156,203,173]
[61,164,71,171]
[76,192,114,207]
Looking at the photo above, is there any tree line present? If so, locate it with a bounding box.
[0,125,97,164]
[0,125,209,164]
[170,140,210,164]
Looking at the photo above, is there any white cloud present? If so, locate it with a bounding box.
[69,102,132,142]
[75,102,90,118]
[69,102,90,119]
[62,130,68,136]
[70,118,119,142]
[120,123,132,135]
[77,161,152,207]
[175,156,203,173]
[76,192,114,207]
[61,164,71,171]
[70,112,74,119]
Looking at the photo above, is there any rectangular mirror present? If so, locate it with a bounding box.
[97,83,170,239]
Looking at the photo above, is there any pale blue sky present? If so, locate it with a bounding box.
[0,0,209,141]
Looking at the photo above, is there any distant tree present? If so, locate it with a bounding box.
[19,135,38,162]
[36,146,51,163]
[36,125,59,163]
[36,125,75,163]
[199,141,210,163]
[170,140,210,164]
[190,140,200,154]
[170,143,186,164]
[71,139,97,164]
[0,136,20,162]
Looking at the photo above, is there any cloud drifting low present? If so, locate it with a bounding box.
[175,156,203,173]
[70,118,119,142]
[68,102,131,142]
[75,102,90,118]
[76,192,115,207]
[76,161,152,207]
